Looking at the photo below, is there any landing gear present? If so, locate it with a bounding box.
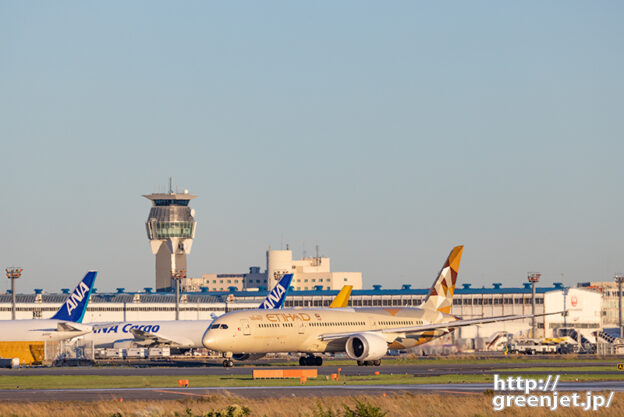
[356,359,381,366]
[299,355,323,366]
[222,359,234,367]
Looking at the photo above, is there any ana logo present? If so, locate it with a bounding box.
[262,284,285,309]
[65,282,90,315]
[571,295,578,308]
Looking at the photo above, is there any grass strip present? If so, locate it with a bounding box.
[2,372,624,390]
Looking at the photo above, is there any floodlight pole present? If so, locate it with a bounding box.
[172,270,186,320]
[616,274,624,339]
[5,267,23,320]
[528,272,541,338]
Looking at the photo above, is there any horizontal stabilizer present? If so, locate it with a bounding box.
[57,322,92,333]
[130,328,183,346]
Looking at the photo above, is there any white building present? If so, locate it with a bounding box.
[180,249,362,292]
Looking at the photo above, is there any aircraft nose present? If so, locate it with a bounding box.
[202,330,216,349]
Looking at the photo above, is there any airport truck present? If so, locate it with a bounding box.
[507,338,577,355]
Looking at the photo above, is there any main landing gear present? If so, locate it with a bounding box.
[299,355,323,366]
[357,360,381,366]
[222,359,234,367]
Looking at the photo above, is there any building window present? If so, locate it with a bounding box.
[344,278,347,281]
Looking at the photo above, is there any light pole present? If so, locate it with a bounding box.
[615,274,624,339]
[528,272,541,338]
[5,267,23,320]
[172,269,186,320]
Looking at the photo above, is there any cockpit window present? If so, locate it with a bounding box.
[221,324,228,329]
[210,323,221,329]
[210,323,229,329]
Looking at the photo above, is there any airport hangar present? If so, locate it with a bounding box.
[0,281,605,347]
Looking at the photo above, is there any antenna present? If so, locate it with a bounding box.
[169,177,173,194]
[315,244,320,266]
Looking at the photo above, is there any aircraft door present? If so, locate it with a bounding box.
[298,321,306,334]
[240,319,251,336]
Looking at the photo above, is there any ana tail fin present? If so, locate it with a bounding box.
[421,246,463,314]
[51,271,97,322]
[258,273,293,309]
[329,285,353,308]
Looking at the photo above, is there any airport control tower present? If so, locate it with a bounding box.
[143,184,197,291]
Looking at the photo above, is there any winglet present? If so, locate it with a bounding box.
[258,274,293,309]
[421,246,463,314]
[329,285,353,308]
[51,271,97,323]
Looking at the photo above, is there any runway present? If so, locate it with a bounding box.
[1,381,624,402]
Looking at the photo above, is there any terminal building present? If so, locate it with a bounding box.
[180,248,363,292]
[0,280,608,349]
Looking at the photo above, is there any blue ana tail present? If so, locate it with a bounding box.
[51,271,97,322]
[258,274,293,309]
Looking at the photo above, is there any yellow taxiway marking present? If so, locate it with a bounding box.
[438,390,481,396]
[152,389,213,398]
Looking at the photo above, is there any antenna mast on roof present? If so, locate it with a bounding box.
[169,177,173,194]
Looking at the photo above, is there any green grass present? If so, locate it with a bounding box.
[491,366,620,372]
[2,371,624,390]
[278,357,620,367]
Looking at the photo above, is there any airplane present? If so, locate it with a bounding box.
[0,271,97,342]
[202,246,564,367]
[78,273,295,350]
[329,285,352,308]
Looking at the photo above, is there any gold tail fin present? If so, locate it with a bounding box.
[421,246,463,314]
[329,285,353,308]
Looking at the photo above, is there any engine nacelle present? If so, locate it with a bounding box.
[232,353,265,361]
[345,333,388,361]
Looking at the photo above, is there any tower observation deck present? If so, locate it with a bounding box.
[143,189,197,291]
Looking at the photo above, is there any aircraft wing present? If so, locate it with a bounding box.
[57,321,92,333]
[318,312,563,342]
[129,328,183,346]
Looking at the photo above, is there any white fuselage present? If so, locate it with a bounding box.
[202,307,453,354]
[0,320,91,342]
[77,320,213,348]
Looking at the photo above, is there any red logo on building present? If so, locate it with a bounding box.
[571,295,578,307]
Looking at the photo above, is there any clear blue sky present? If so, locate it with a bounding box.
[1,2,623,292]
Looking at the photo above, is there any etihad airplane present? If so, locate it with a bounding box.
[78,273,295,350]
[0,271,97,342]
[202,246,563,366]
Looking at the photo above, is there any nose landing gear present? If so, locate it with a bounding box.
[299,355,323,366]
[223,359,234,367]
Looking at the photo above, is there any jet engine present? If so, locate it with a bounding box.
[345,333,388,361]
[232,353,265,361]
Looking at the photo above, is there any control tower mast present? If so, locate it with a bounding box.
[143,184,197,291]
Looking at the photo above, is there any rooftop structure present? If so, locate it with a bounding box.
[179,248,362,292]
